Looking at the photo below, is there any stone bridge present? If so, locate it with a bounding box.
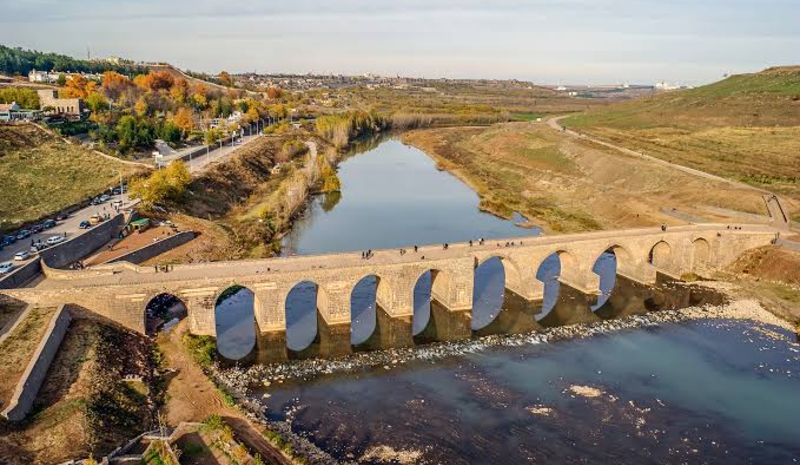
[1,224,778,362]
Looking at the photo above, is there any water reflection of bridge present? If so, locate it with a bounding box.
[2,224,777,363]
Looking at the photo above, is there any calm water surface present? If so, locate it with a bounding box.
[264,320,800,464]
[216,138,615,354]
[216,137,800,464]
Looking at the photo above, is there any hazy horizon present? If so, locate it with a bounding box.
[1,0,798,86]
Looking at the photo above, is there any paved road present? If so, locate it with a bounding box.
[0,193,133,265]
[184,133,262,174]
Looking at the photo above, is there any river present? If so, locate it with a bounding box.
[213,137,800,463]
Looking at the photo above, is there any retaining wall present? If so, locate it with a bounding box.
[2,304,72,421]
[108,231,196,265]
[0,258,42,289]
[39,214,125,269]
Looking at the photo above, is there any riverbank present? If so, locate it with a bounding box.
[401,123,770,233]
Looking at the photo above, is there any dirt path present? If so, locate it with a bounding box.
[159,322,293,465]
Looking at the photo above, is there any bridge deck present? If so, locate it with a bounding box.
[34,223,777,290]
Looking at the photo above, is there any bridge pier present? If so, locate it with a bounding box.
[256,330,288,364]
[538,283,600,327]
[356,306,414,351]
[414,299,471,344]
[474,288,542,337]
[594,274,653,319]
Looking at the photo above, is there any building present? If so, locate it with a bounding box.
[28,69,61,84]
[37,89,84,116]
[0,102,20,121]
[0,102,37,122]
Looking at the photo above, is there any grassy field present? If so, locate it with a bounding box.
[0,123,145,230]
[563,66,800,201]
[0,306,57,408]
[327,80,606,127]
[403,122,768,233]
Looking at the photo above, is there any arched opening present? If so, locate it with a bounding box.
[590,249,618,311]
[535,253,561,320]
[472,257,506,330]
[144,293,187,336]
[692,238,710,272]
[350,275,379,346]
[412,269,449,337]
[648,241,672,269]
[285,280,321,352]
[214,285,256,361]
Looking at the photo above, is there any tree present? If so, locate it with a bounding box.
[170,78,189,104]
[62,74,97,98]
[0,87,39,109]
[129,160,191,207]
[172,107,194,136]
[134,95,149,117]
[218,71,233,87]
[56,73,66,86]
[159,120,181,145]
[85,91,108,112]
[101,71,132,101]
[204,128,222,145]
[266,86,283,99]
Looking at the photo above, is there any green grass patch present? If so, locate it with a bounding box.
[182,333,216,368]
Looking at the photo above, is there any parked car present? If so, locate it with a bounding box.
[99,194,111,203]
[0,262,14,275]
[14,250,31,261]
[30,224,44,233]
[46,235,65,246]
[42,219,57,229]
[55,213,69,221]
[79,221,91,229]
[31,243,48,252]
[1,235,15,246]
[16,229,31,240]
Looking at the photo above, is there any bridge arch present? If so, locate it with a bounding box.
[648,240,672,269]
[411,268,451,339]
[692,237,711,272]
[144,292,187,336]
[213,284,257,361]
[350,273,385,346]
[534,252,563,320]
[471,255,525,331]
[284,279,329,353]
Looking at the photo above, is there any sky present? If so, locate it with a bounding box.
[1,0,798,85]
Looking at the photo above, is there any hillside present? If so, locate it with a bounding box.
[0,124,145,230]
[562,66,800,206]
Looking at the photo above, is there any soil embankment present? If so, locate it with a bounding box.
[140,130,340,263]
[0,315,160,464]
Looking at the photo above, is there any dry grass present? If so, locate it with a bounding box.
[0,306,57,408]
[0,318,158,465]
[402,122,769,233]
[563,66,800,201]
[0,124,144,230]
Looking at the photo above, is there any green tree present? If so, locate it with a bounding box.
[0,87,39,109]
[159,120,181,145]
[85,91,108,112]
[129,160,191,207]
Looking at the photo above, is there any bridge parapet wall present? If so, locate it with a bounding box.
[2,225,778,339]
